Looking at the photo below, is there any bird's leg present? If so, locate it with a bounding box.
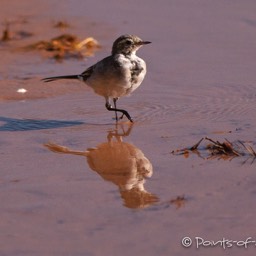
[105,98,133,123]
[113,98,119,121]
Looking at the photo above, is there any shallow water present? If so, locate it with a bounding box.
[1,0,256,255]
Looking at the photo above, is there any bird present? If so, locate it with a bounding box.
[42,34,151,122]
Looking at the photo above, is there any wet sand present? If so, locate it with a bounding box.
[1,0,256,255]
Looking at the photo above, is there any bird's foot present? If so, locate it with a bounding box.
[106,102,133,122]
[112,114,133,123]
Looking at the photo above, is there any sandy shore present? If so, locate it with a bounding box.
[1,0,256,255]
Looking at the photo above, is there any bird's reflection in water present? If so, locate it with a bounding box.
[45,124,159,209]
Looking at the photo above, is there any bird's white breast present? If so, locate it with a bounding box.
[117,54,147,92]
[86,53,147,98]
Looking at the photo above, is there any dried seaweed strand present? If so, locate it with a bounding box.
[237,140,256,157]
[190,137,204,151]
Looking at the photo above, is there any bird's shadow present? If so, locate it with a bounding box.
[0,116,84,131]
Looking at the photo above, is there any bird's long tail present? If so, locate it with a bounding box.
[42,75,80,83]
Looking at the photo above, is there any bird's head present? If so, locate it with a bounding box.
[111,34,151,56]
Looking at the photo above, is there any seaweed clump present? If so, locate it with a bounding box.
[24,34,100,61]
[172,137,256,163]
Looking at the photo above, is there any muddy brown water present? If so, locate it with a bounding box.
[1,1,256,255]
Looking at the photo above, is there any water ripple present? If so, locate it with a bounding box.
[133,83,256,124]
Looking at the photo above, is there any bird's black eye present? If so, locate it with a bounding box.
[125,40,132,45]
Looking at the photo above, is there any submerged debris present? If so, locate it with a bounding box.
[53,21,70,29]
[24,34,100,61]
[1,20,33,42]
[147,195,188,211]
[1,21,11,41]
[172,137,256,162]
[170,195,187,209]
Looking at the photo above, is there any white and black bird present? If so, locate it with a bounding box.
[42,34,151,122]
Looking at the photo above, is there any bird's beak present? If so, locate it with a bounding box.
[136,41,151,46]
[141,41,151,45]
